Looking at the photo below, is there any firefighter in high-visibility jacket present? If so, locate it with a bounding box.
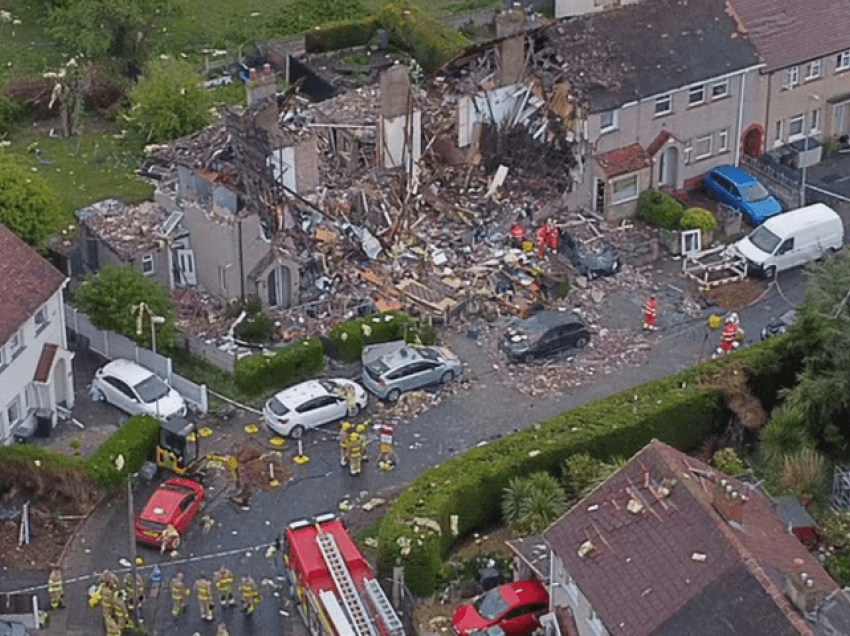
[123,571,145,613]
[240,575,260,615]
[339,421,352,466]
[170,572,190,618]
[160,524,180,554]
[356,423,368,462]
[216,622,230,636]
[377,423,397,471]
[104,614,121,636]
[348,432,362,476]
[48,569,64,609]
[643,296,658,330]
[214,566,236,607]
[194,576,214,621]
[99,570,119,621]
[720,313,741,355]
[112,593,130,631]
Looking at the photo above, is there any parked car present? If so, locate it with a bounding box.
[452,580,549,636]
[761,309,796,340]
[501,310,589,363]
[135,478,205,547]
[558,231,619,280]
[361,341,463,402]
[703,165,783,225]
[262,379,367,438]
[90,359,187,420]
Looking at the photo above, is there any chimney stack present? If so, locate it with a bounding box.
[246,63,276,106]
[495,5,526,87]
[784,569,823,614]
[712,479,747,526]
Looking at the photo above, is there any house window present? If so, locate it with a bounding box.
[775,120,783,143]
[806,59,822,80]
[789,115,805,139]
[34,307,48,334]
[141,254,155,276]
[218,266,227,293]
[611,174,639,204]
[655,94,672,116]
[600,110,617,133]
[717,128,729,153]
[8,330,23,359]
[6,395,21,427]
[837,51,850,71]
[786,66,799,88]
[688,84,705,106]
[711,79,729,99]
[811,108,821,133]
[694,134,712,160]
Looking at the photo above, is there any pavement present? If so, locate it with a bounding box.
[0,251,811,636]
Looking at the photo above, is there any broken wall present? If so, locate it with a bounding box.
[591,162,652,221]
[379,65,422,173]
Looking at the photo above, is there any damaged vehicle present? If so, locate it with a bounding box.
[558,232,619,280]
[361,341,463,402]
[760,309,796,340]
[501,310,589,363]
[263,379,368,438]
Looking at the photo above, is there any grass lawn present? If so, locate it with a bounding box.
[0,125,153,220]
[0,1,64,86]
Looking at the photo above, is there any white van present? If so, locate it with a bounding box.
[735,203,844,278]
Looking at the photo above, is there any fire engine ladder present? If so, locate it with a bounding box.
[316,532,377,636]
[364,579,404,636]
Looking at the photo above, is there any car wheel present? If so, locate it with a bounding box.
[440,370,455,384]
[523,352,536,364]
[347,403,360,418]
[289,425,305,439]
[575,336,588,349]
[764,266,776,280]
[386,389,402,403]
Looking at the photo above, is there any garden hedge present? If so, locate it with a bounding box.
[235,338,326,395]
[85,415,161,490]
[330,312,438,363]
[637,188,685,230]
[376,338,794,596]
[306,16,380,53]
[376,4,470,72]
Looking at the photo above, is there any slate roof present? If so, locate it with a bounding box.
[534,0,761,112]
[594,144,652,177]
[0,224,66,345]
[544,440,847,636]
[727,0,850,73]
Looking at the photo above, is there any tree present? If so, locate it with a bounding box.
[74,266,176,350]
[502,472,567,534]
[127,58,212,145]
[0,159,65,246]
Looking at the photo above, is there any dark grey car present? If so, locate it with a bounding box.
[501,310,589,363]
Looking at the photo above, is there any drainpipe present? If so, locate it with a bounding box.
[735,69,747,168]
[237,219,245,301]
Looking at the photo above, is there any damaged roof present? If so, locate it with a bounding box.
[76,199,172,260]
[595,144,652,177]
[727,0,850,73]
[534,0,761,112]
[544,440,849,636]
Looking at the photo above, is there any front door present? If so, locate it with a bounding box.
[835,102,850,138]
[659,146,678,187]
[176,249,197,286]
[267,265,291,308]
[595,179,605,215]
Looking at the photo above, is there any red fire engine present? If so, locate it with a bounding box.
[285,514,404,636]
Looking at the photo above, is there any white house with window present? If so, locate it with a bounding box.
[0,224,75,445]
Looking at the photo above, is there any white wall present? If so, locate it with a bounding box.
[549,553,611,636]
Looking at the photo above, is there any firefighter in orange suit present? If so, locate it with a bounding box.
[720,313,741,354]
[643,296,658,331]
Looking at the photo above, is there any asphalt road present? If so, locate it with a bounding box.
[2,262,808,636]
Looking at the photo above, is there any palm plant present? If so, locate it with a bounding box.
[502,472,567,534]
[759,403,808,467]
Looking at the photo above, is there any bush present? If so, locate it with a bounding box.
[376,340,785,596]
[0,95,25,136]
[330,312,437,364]
[375,4,470,72]
[680,207,717,232]
[637,188,684,230]
[238,313,276,344]
[85,415,161,490]
[235,338,325,395]
[306,16,379,53]
[712,448,746,475]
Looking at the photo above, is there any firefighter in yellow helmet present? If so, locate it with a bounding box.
[194,576,214,621]
[240,575,260,615]
[160,524,181,554]
[339,421,352,467]
[170,572,190,618]
[349,432,362,475]
[214,566,236,607]
[48,569,64,610]
[123,571,145,614]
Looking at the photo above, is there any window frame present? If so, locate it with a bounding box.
[611,174,639,205]
[711,78,730,99]
[6,395,21,427]
[717,128,729,153]
[693,134,713,160]
[8,330,23,360]
[141,253,155,276]
[654,94,673,116]
[788,114,805,140]
[837,51,850,72]
[688,84,705,106]
[811,108,821,133]
[786,66,799,88]
[599,109,618,133]
[805,59,822,80]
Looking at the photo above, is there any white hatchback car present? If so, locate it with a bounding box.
[262,379,368,438]
[91,359,187,420]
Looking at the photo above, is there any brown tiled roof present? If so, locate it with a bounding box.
[0,224,65,345]
[544,441,839,636]
[594,144,651,178]
[646,132,673,158]
[728,0,850,72]
[33,343,58,383]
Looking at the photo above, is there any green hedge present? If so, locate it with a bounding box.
[85,415,161,490]
[235,338,326,394]
[330,312,438,363]
[376,4,470,72]
[306,16,380,53]
[637,188,684,230]
[376,340,790,596]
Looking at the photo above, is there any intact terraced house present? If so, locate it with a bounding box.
[0,224,75,445]
[508,441,850,636]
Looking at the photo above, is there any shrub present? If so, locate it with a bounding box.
[85,415,161,490]
[680,207,717,232]
[562,453,604,499]
[235,338,325,395]
[237,313,276,344]
[760,403,808,467]
[0,95,25,136]
[306,16,379,53]
[637,188,684,230]
[502,472,567,534]
[712,448,746,476]
[779,446,826,498]
[375,4,470,72]
[330,312,437,364]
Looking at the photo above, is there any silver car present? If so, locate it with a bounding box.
[361,341,463,402]
[90,359,187,420]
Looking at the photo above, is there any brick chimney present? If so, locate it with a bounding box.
[712,479,747,526]
[784,567,824,614]
[246,63,276,106]
[495,4,526,87]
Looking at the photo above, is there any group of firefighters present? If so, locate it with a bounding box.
[509,217,561,257]
[338,420,397,475]
[91,569,145,636]
[169,566,261,623]
[643,295,743,354]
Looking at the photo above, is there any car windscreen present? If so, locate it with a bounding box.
[268,397,289,416]
[418,347,440,361]
[749,225,781,254]
[138,519,167,532]
[135,375,170,403]
[364,365,384,381]
[742,182,770,202]
[474,588,511,620]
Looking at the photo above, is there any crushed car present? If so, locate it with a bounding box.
[558,231,619,280]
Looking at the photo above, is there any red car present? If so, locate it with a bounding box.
[452,580,549,636]
[135,478,205,547]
